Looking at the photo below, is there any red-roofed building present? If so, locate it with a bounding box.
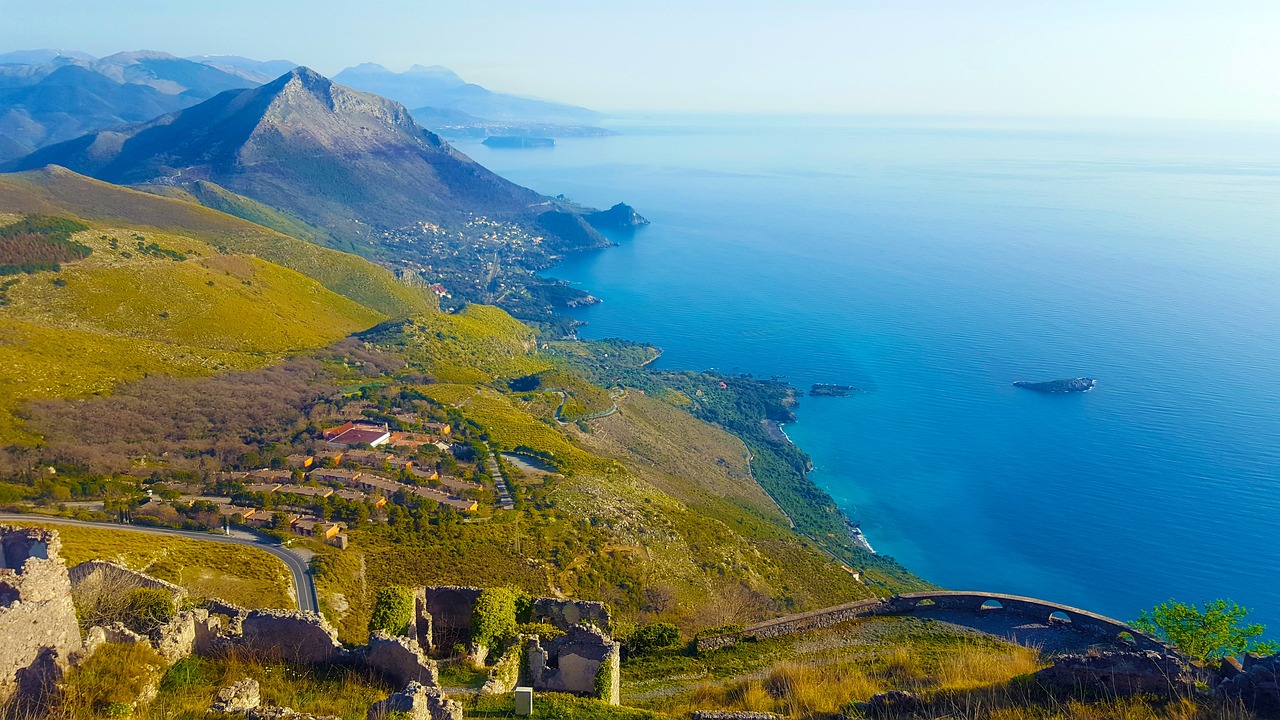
[323,421,391,448]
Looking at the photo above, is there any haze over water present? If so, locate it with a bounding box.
[462,117,1280,632]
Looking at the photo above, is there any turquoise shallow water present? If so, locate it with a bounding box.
[457,116,1280,632]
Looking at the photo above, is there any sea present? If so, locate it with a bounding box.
[455,115,1280,634]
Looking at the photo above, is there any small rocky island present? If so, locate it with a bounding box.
[1013,377,1097,393]
[482,136,555,148]
[810,383,859,397]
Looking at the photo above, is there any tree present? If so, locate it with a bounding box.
[369,586,415,637]
[1133,599,1280,662]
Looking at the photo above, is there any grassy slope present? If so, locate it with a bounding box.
[10,521,293,608]
[0,167,435,317]
[142,179,344,253]
[0,218,383,442]
[355,311,890,631]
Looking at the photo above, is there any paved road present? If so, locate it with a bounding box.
[0,513,318,613]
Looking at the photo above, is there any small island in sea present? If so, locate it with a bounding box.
[1013,377,1097,393]
[810,383,860,397]
[482,135,555,148]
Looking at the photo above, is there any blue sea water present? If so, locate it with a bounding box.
[457,116,1280,633]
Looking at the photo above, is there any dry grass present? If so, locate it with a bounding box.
[14,521,294,608]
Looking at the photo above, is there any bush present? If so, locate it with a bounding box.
[121,587,175,635]
[1133,599,1280,661]
[471,586,529,651]
[625,622,681,658]
[369,585,416,637]
[58,642,166,716]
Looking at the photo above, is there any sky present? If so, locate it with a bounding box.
[3,0,1279,121]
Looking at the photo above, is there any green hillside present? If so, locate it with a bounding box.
[0,184,402,442]
[0,167,435,317]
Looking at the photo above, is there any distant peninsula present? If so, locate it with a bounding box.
[483,136,555,148]
[1013,377,1096,393]
[584,203,650,230]
[810,383,859,397]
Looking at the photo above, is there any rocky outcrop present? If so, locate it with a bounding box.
[1217,653,1280,713]
[856,690,921,718]
[1035,650,1204,696]
[366,632,438,687]
[584,202,650,229]
[1013,377,1096,393]
[211,678,262,713]
[691,713,783,720]
[240,609,345,664]
[0,525,82,705]
[367,682,462,720]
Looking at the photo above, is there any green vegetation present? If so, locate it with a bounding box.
[369,585,416,637]
[471,586,531,651]
[146,653,392,720]
[624,622,681,658]
[0,168,435,318]
[365,305,549,383]
[470,694,671,720]
[119,587,177,634]
[1133,599,1280,662]
[55,642,167,719]
[16,522,294,608]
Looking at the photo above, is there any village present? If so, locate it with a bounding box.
[124,402,508,549]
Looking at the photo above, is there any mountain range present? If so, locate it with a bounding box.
[0,49,612,162]
[9,67,561,244]
[332,63,602,126]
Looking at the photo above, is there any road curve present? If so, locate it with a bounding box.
[0,513,318,613]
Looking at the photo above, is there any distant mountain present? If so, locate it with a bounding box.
[91,50,257,99]
[0,49,95,65]
[0,65,191,160]
[186,55,299,83]
[0,50,261,160]
[333,63,602,125]
[7,67,563,250]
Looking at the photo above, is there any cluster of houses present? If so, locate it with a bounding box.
[133,419,485,547]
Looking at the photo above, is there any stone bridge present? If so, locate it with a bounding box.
[696,591,1171,655]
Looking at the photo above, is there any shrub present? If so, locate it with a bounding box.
[1133,599,1280,661]
[121,587,176,635]
[369,585,416,637]
[471,586,529,651]
[58,642,166,716]
[625,622,681,658]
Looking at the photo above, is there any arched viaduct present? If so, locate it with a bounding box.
[695,591,1171,655]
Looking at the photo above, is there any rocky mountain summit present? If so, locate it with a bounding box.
[8,67,549,247]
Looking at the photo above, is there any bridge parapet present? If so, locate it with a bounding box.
[693,590,1171,655]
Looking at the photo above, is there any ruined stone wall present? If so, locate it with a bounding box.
[420,586,613,651]
[421,586,482,651]
[69,560,187,606]
[0,525,83,704]
[529,597,611,633]
[239,610,346,664]
[525,624,620,705]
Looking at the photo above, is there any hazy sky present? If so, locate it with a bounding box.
[4,0,1278,121]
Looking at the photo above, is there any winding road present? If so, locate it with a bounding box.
[0,513,318,613]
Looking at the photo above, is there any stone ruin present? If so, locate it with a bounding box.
[0,525,82,707]
[416,585,619,704]
[417,585,610,652]
[525,623,621,705]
